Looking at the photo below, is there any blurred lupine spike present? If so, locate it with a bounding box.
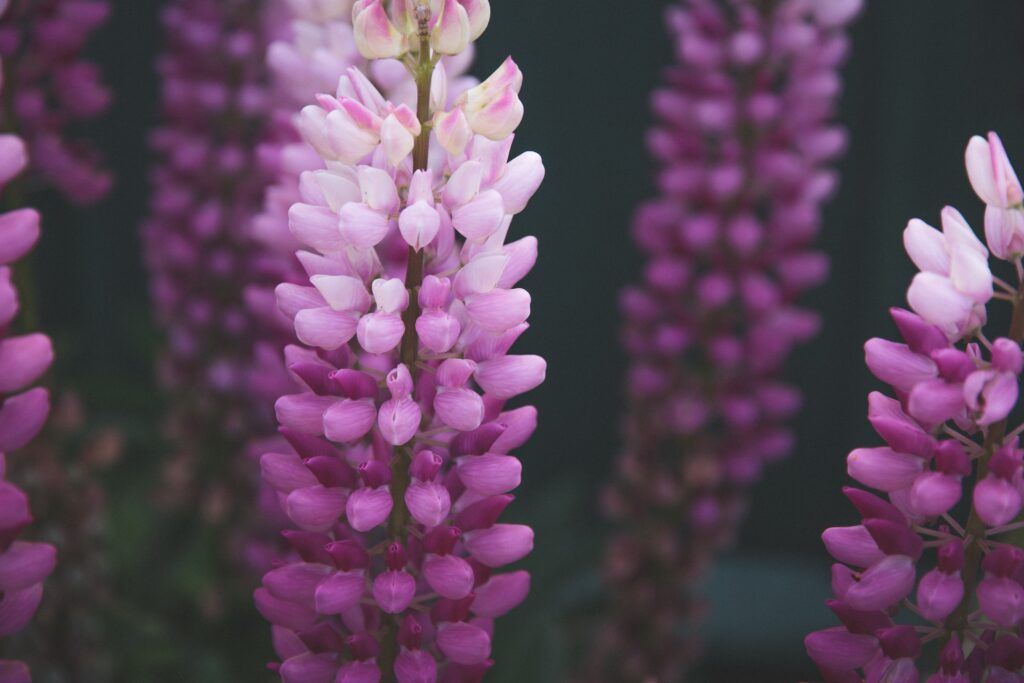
[0,86,55,678]
[806,133,1024,681]
[142,0,279,613]
[582,0,860,680]
[0,0,113,204]
[255,0,543,679]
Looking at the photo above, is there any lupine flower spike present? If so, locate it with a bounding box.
[0,0,112,204]
[246,0,477,573]
[255,1,546,679]
[586,0,860,680]
[142,0,279,608]
[0,89,57,681]
[806,134,1024,681]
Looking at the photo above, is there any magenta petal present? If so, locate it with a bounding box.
[846,447,923,492]
[0,209,39,266]
[436,621,491,665]
[286,486,348,532]
[0,584,44,637]
[805,627,878,670]
[474,355,546,399]
[978,575,1024,627]
[263,562,331,610]
[916,568,963,621]
[456,454,522,496]
[0,542,55,594]
[336,660,382,683]
[404,481,451,528]
[254,587,318,631]
[422,554,475,600]
[323,398,377,443]
[973,475,1023,527]
[345,486,393,532]
[0,388,49,452]
[313,570,366,615]
[377,398,421,446]
[471,571,530,618]
[908,472,962,517]
[821,525,884,568]
[844,555,916,611]
[279,652,337,683]
[434,388,485,432]
[463,524,533,567]
[395,650,437,683]
[372,570,416,614]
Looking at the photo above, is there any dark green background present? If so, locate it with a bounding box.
[24,0,1024,680]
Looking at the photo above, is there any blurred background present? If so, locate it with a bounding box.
[16,0,1024,680]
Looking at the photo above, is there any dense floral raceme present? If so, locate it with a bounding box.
[5,393,120,682]
[245,0,477,573]
[142,0,280,589]
[586,0,861,680]
[254,1,548,679]
[0,0,112,204]
[0,116,57,680]
[805,134,1024,681]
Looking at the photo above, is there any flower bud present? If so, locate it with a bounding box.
[353,0,410,60]
[455,57,524,140]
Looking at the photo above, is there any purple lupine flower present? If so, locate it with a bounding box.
[0,0,112,204]
[255,1,545,679]
[0,126,57,678]
[805,133,1024,681]
[244,0,477,576]
[141,0,282,616]
[585,1,860,680]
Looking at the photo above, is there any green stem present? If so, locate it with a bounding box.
[382,8,434,679]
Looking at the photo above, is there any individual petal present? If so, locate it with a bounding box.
[395,650,437,683]
[405,481,452,528]
[908,472,961,517]
[314,570,366,614]
[863,339,936,392]
[436,622,491,665]
[0,388,49,452]
[373,570,416,614]
[430,0,470,55]
[844,555,916,611]
[805,627,879,671]
[399,202,441,251]
[339,203,391,248]
[471,571,529,618]
[358,166,400,213]
[903,219,949,274]
[474,355,546,399]
[416,310,461,354]
[907,379,966,426]
[974,475,1023,527]
[464,288,530,333]
[346,486,394,532]
[295,307,360,350]
[456,454,521,495]
[451,189,504,241]
[311,275,372,313]
[353,0,409,59]
[463,523,533,566]
[434,107,473,157]
[276,394,335,435]
[491,152,545,215]
[380,113,417,167]
[422,553,475,599]
[279,652,336,683]
[336,661,382,683]
[0,334,53,393]
[0,210,40,266]
[377,398,422,446]
[356,313,406,355]
[916,568,964,621]
[286,486,348,532]
[846,447,924,492]
[978,575,1024,627]
[0,542,55,593]
[985,205,1024,260]
[323,398,378,443]
[906,272,976,339]
[821,525,884,567]
[434,388,485,432]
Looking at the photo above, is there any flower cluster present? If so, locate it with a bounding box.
[0,0,112,204]
[806,133,1024,681]
[254,1,547,679]
[0,124,56,679]
[143,0,277,528]
[244,0,478,576]
[588,0,860,679]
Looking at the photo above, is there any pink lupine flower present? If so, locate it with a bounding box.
[0,0,112,203]
[0,116,55,679]
[256,1,544,679]
[807,134,1024,681]
[584,1,860,679]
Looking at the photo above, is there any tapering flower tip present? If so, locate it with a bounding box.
[457,0,490,39]
[353,0,410,59]
[437,622,491,665]
[395,650,437,683]
[843,555,916,611]
[0,135,27,187]
[890,307,949,357]
[0,541,56,595]
[423,553,475,599]
[846,447,923,492]
[964,368,1019,426]
[455,57,524,140]
[431,0,470,55]
[0,209,40,266]
[966,132,1023,209]
[474,355,546,399]
[0,333,54,393]
[805,627,879,671]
